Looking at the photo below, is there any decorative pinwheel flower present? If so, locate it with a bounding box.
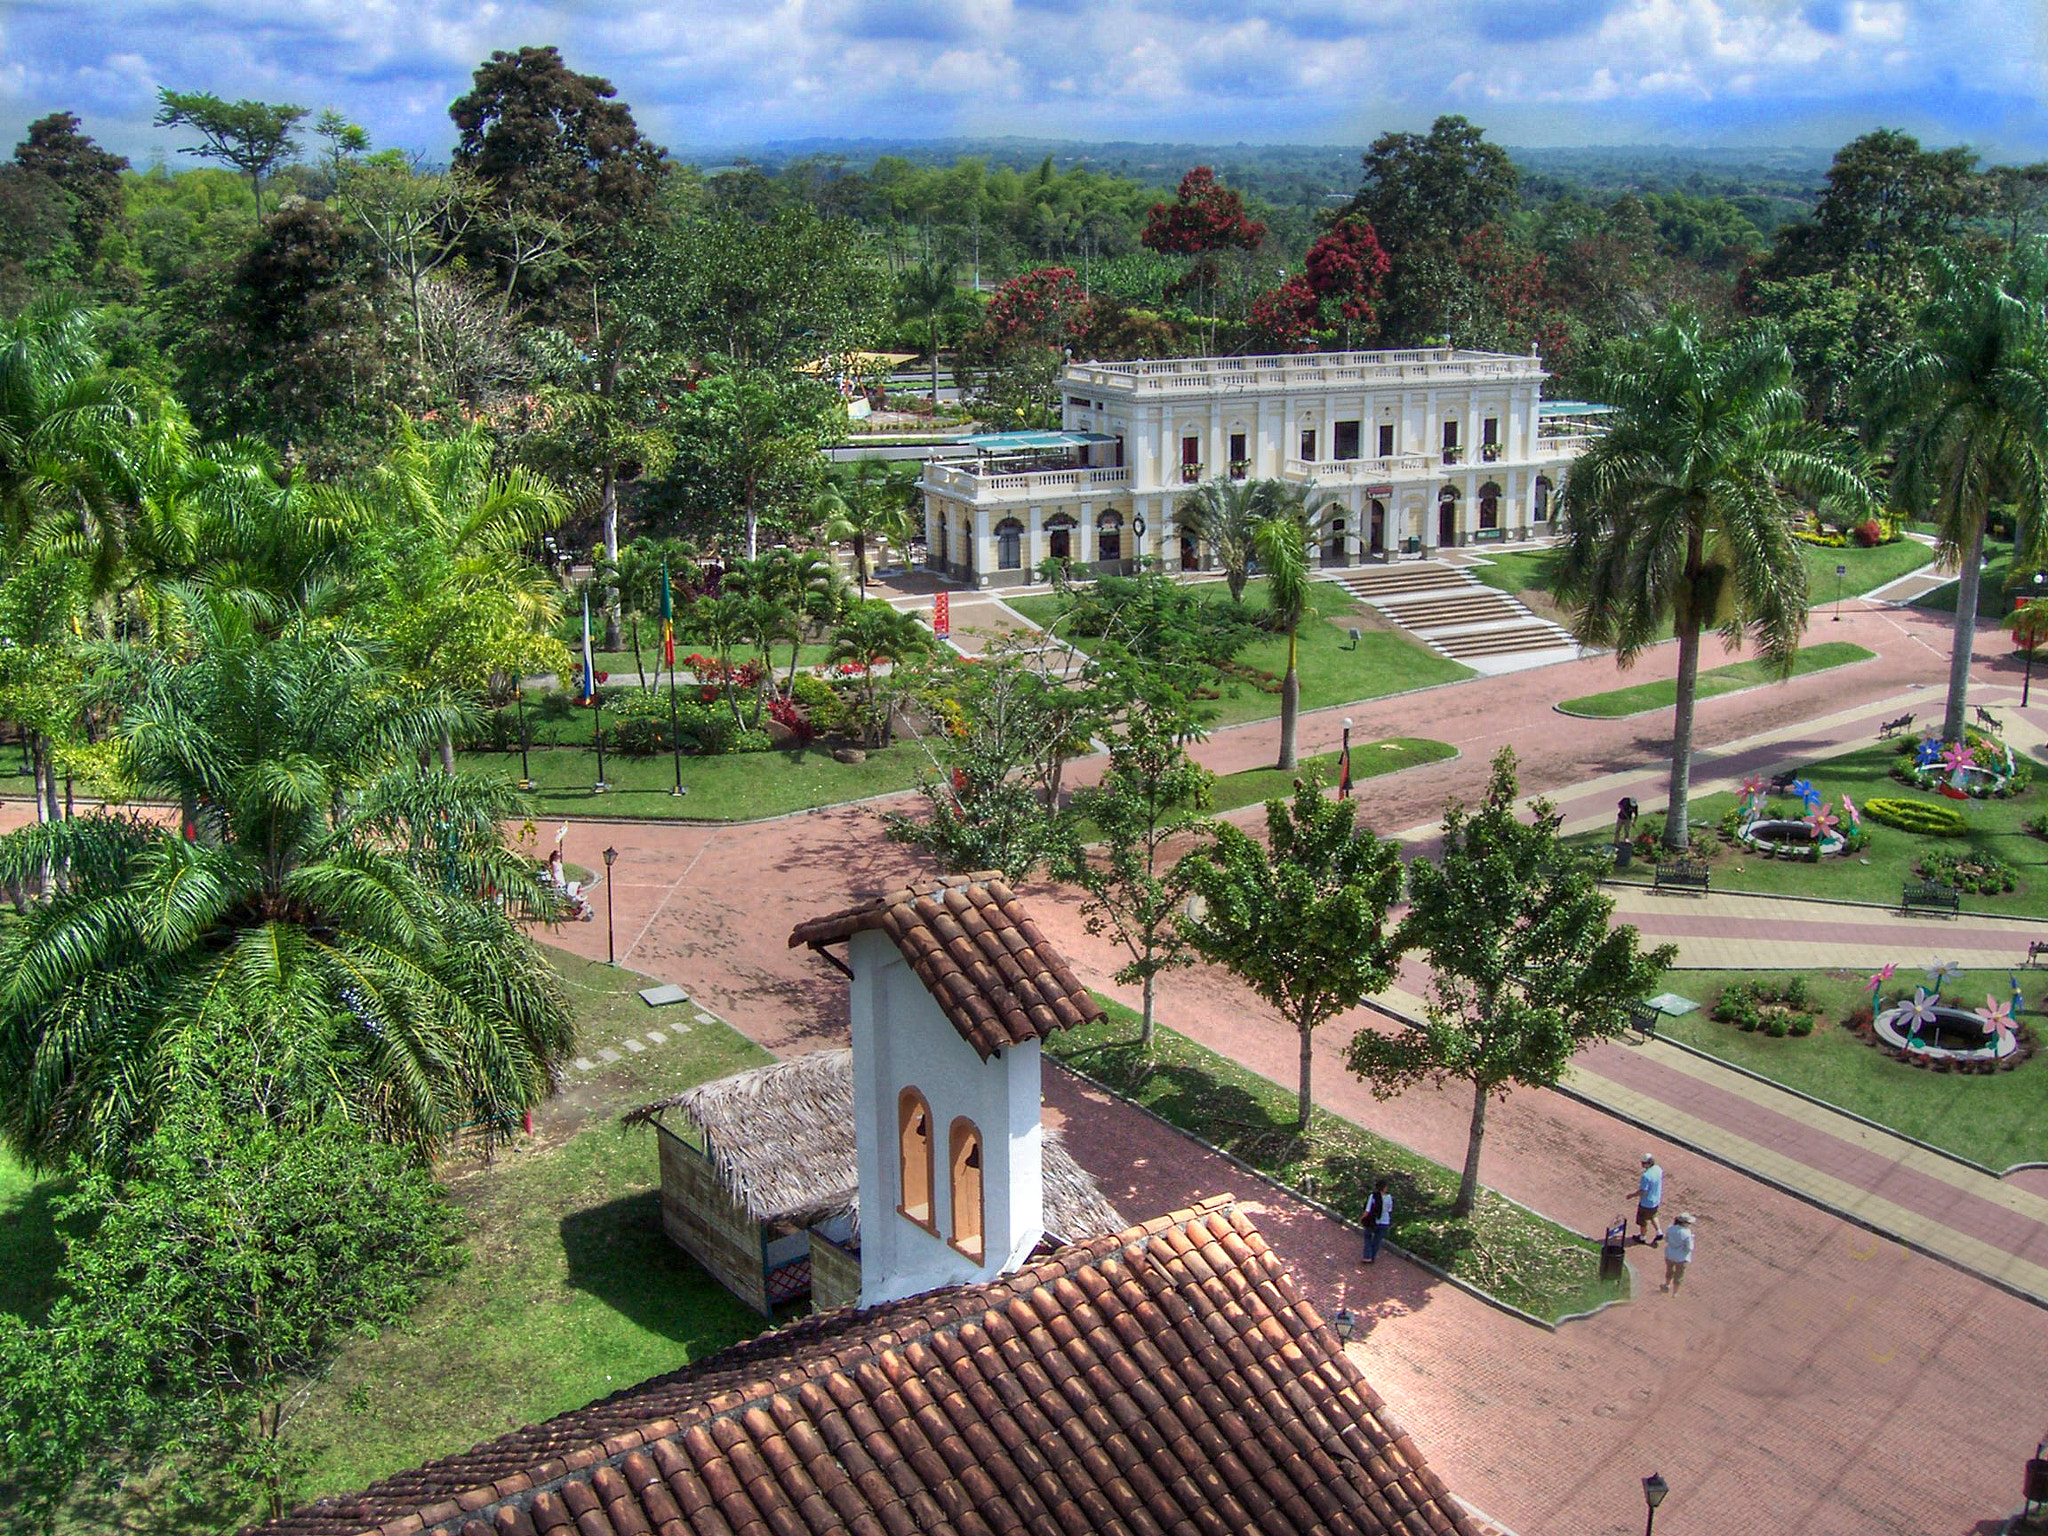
[1915,734,1943,766]
[1924,959,1964,1000]
[1741,776,1768,800]
[1841,793,1860,828]
[1904,987,1941,1041]
[1789,777,1818,807]
[1809,802,1839,837]
[1977,994,2016,1053]
[1867,961,1895,997]
[1941,741,1977,774]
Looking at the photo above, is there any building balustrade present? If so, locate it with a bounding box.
[920,460,1131,503]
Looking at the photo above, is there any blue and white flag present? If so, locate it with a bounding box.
[580,591,596,703]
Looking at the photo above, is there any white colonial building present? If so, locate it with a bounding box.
[919,346,1597,588]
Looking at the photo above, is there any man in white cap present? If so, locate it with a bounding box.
[1625,1153,1665,1245]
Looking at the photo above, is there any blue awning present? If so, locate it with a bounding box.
[962,430,1119,451]
[1540,400,1616,416]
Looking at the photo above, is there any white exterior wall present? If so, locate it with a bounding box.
[847,928,1044,1308]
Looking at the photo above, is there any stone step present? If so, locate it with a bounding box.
[1328,563,1469,598]
[1432,624,1578,658]
[1376,592,1526,628]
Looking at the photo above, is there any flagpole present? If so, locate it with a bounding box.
[663,558,685,797]
[583,590,608,794]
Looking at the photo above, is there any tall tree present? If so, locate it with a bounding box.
[656,368,833,559]
[895,258,980,402]
[1347,748,1675,1217]
[1553,314,1873,850]
[1056,697,1212,1046]
[153,90,306,220]
[335,151,477,369]
[12,112,129,266]
[1249,491,1319,770]
[1342,115,1518,345]
[1179,774,1403,1129]
[811,458,917,596]
[449,45,667,311]
[1176,476,1266,602]
[1863,254,2048,742]
[0,605,576,1169]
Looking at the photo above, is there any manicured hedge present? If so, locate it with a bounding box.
[1861,796,1968,836]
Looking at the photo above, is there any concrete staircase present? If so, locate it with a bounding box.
[1325,559,1584,673]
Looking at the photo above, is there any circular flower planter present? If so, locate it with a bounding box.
[1872,1002,2019,1065]
[1735,817,1847,858]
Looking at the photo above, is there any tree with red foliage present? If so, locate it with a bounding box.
[1143,167,1265,350]
[961,267,1096,427]
[1141,166,1267,256]
[1249,217,1392,352]
[983,265,1095,350]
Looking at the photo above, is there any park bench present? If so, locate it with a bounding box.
[2026,939,2048,968]
[1901,879,1960,917]
[1627,1001,1660,1039]
[1976,705,2002,734]
[1878,712,1915,740]
[1768,772,1799,794]
[1653,858,1710,895]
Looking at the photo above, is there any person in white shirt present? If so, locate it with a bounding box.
[1660,1212,1696,1292]
[1361,1179,1394,1264]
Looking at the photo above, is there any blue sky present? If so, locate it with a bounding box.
[3,0,2045,168]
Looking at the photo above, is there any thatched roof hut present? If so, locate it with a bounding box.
[628,1048,1122,1243]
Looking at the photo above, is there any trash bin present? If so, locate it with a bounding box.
[1613,839,1633,869]
[1600,1218,1629,1283]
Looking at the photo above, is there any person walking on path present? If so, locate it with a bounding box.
[1661,1212,1696,1292]
[1361,1179,1394,1264]
[1627,1153,1665,1245]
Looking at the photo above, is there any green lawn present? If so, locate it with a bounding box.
[0,1147,74,1325]
[1911,539,2024,618]
[1008,579,1474,728]
[1048,997,1624,1323]
[1207,739,1456,814]
[1558,641,1875,718]
[1586,741,2048,917]
[1653,968,2047,1170]
[1471,538,1931,610]
[458,741,926,820]
[285,952,773,1505]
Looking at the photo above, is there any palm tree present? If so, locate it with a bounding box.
[0,604,575,1170]
[826,598,936,745]
[1863,254,2048,742]
[1250,501,1316,771]
[364,421,569,772]
[811,459,917,596]
[1177,477,1266,601]
[1555,315,1874,851]
[895,259,980,405]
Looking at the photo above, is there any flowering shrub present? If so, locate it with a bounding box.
[766,693,813,745]
[1913,849,2017,894]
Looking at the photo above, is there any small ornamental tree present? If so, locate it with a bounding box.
[1056,697,1214,1045]
[0,1098,462,1528]
[1346,748,1677,1217]
[1179,773,1403,1128]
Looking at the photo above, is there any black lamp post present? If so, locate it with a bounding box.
[2026,571,2045,708]
[515,687,534,791]
[1642,1472,1669,1536]
[602,845,618,965]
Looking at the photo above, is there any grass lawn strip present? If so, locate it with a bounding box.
[1583,741,2048,918]
[284,950,774,1505]
[1007,578,1474,729]
[1471,539,1932,611]
[1557,642,1876,718]
[1206,739,1456,814]
[0,1148,73,1324]
[1653,968,2045,1172]
[457,741,927,821]
[1047,996,1623,1323]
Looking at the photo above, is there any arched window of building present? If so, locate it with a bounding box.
[1096,510,1123,565]
[1046,513,1074,564]
[898,1088,933,1229]
[996,518,1023,570]
[1534,476,1553,521]
[1177,519,1199,571]
[949,1118,984,1261]
[1479,481,1501,530]
[934,515,949,570]
[1324,517,1346,566]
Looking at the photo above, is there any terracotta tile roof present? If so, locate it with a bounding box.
[788,872,1105,1059]
[256,1199,1480,1536]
